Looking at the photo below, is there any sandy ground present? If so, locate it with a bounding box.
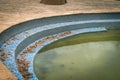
[0,0,120,32]
[0,62,18,79]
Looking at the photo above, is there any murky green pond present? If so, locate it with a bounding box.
[34,30,120,80]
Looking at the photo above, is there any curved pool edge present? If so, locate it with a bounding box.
[0,13,120,80]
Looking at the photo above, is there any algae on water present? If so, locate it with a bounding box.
[34,30,120,80]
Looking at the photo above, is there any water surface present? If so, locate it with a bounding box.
[34,30,120,80]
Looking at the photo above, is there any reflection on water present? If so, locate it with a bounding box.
[34,30,120,80]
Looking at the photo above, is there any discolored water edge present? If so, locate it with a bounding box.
[39,30,120,53]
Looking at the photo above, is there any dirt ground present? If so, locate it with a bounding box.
[0,62,18,79]
[0,0,120,32]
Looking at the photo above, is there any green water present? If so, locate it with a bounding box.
[34,30,120,80]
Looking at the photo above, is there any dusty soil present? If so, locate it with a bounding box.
[0,0,120,32]
[0,62,18,80]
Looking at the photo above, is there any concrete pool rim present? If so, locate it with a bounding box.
[0,13,120,80]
